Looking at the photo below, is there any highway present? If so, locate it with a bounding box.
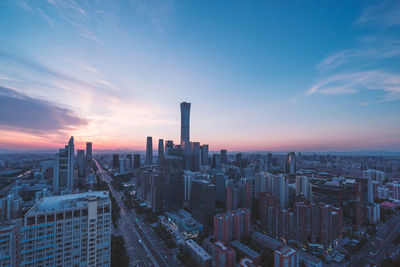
[94,159,179,267]
[349,211,400,266]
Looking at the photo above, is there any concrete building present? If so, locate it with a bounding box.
[165,209,203,238]
[86,142,92,158]
[53,136,74,194]
[230,240,261,264]
[158,139,164,168]
[211,241,236,267]
[180,102,191,145]
[274,246,297,267]
[146,136,153,165]
[0,193,22,222]
[297,250,322,267]
[185,239,211,267]
[22,191,111,267]
[201,144,209,166]
[295,176,312,201]
[214,208,251,244]
[77,149,85,178]
[0,219,22,267]
[363,169,385,182]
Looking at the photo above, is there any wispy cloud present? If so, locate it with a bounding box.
[307,2,400,105]
[357,2,400,28]
[307,71,400,102]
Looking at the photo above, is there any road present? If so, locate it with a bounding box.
[94,159,179,267]
[349,211,400,266]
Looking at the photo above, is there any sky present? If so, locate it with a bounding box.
[0,0,399,152]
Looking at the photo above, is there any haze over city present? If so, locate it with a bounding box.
[1,0,399,152]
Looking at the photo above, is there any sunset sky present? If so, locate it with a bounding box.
[0,0,399,152]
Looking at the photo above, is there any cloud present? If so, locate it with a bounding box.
[357,2,400,28]
[0,86,88,134]
[317,45,400,72]
[307,71,400,102]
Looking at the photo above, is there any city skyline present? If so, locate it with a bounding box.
[1,1,400,152]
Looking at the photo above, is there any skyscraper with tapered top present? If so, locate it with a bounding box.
[180,102,191,145]
[53,136,74,194]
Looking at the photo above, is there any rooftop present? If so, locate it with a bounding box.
[185,239,211,260]
[275,246,296,257]
[26,191,109,214]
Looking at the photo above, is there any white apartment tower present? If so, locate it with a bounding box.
[21,191,111,267]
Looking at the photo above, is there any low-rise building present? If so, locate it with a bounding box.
[185,239,211,267]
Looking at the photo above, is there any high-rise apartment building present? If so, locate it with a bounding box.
[274,246,297,267]
[210,241,236,267]
[180,102,191,145]
[295,176,312,201]
[254,172,266,199]
[0,193,22,222]
[0,219,22,267]
[214,208,251,244]
[22,191,111,267]
[86,142,92,158]
[146,136,153,165]
[53,136,74,195]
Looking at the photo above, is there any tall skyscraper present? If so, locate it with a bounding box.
[200,144,209,166]
[77,149,85,178]
[191,180,215,227]
[86,142,92,158]
[146,136,153,165]
[112,154,119,169]
[158,139,164,168]
[53,136,74,194]
[180,102,191,145]
[22,191,111,267]
[134,154,141,169]
[220,149,227,164]
[285,152,297,175]
[191,142,200,171]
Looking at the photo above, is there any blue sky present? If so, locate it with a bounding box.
[0,0,399,151]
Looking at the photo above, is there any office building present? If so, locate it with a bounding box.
[191,180,215,227]
[77,149,85,178]
[191,142,200,171]
[133,154,141,169]
[183,171,196,201]
[215,173,227,203]
[212,154,221,169]
[53,136,74,194]
[214,208,251,244]
[274,246,297,267]
[151,173,163,213]
[22,191,111,267]
[158,139,164,168]
[112,154,119,169]
[220,149,227,164]
[184,239,211,267]
[210,241,236,267]
[180,102,191,145]
[86,142,92,158]
[146,136,153,165]
[284,152,297,175]
[0,219,22,267]
[200,144,209,166]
